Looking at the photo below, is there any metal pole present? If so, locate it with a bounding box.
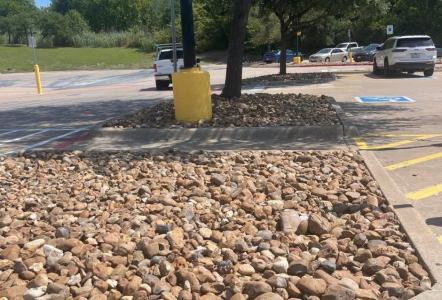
[297,35,299,54]
[180,0,196,68]
[171,0,178,72]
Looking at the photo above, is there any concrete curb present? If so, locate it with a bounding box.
[74,125,347,152]
[328,98,359,138]
[360,151,442,298]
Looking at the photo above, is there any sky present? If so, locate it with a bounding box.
[35,0,51,8]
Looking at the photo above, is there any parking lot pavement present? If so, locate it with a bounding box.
[354,134,442,240]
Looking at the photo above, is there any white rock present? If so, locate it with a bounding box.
[25,286,47,298]
[272,257,289,273]
[24,239,45,250]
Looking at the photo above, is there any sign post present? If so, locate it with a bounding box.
[29,34,42,95]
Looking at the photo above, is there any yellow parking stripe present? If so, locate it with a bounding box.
[407,183,442,200]
[354,137,418,150]
[354,134,440,150]
[353,137,368,149]
[438,236,442,244]
[383,134,442,138]
[386,152,442,171]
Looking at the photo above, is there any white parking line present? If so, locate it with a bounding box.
[4,129,85,155]
[0,130,49,145]
[0,129,21,137]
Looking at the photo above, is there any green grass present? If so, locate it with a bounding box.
[0,45,155,73]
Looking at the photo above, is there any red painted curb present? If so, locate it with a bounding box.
[54,131,92,149]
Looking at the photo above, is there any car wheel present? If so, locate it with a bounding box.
[373,59,379,74]
[384,59,391,77]
[342,56,347,63]
[424,69,434,77]
[325,57,330,63]
[155,80,169,90]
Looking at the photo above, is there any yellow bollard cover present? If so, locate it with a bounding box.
[172,67,212,123]
[293,56,302,64]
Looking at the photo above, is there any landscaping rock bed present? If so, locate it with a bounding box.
[0,150,430,299]
[242,73,336,87]
[103,93,340,129]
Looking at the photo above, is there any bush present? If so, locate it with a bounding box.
[72,30,156,50]
[0,35,7,45]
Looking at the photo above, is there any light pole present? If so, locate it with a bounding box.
[172,0,212,123]
[170,0,178,72]
[180,0,196,68]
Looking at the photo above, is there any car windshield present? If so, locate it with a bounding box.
[336,43,347,48]
[364,44,378,51]
[318,48,332,54]
[159,50,184,60]
[396,38,434,48]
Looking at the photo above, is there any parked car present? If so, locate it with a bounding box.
[373,35,437,77]
[309,48,348,63]
[153,44,184,90]
[353,43,381,62]
[336,42,359,51]
[263,49,303,63]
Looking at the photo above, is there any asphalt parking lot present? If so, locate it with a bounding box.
[1,66,442,243]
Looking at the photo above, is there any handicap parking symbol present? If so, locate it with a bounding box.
[355,96,416,103]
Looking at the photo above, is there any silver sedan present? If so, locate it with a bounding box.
[309,48,349,63]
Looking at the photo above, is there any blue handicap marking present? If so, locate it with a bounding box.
[355,96,415,103]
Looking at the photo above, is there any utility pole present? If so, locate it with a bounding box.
[171,0,178,72]
[180,0,196,68]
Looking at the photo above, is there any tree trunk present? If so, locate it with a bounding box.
[279,27,288,75]
[221,0,252,98]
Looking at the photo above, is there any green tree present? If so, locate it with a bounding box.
[247,7,280,51]
[38,9,89,46]
[0,0,37,44]
[261,0,343,75]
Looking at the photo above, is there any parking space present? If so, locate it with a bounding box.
[0,128,90,155]
[354,133,442,240]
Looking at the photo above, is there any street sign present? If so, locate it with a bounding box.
[387,25,394,35]
[28,36,36,48]
[355,96,415,103]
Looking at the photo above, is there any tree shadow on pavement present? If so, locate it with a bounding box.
[0,98,165,129]
[338,102,440,135]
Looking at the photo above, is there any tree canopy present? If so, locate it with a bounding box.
[0,0,441,50]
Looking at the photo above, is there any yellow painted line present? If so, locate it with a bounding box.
[407,183,442,201]
[438,236,442,244]
[354,134,439,150]
[354,137,417,150]
[383,134,442,138]
[353,137,368,149]
[386,152,442,171]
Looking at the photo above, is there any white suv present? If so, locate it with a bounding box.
[373,35,437,77]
